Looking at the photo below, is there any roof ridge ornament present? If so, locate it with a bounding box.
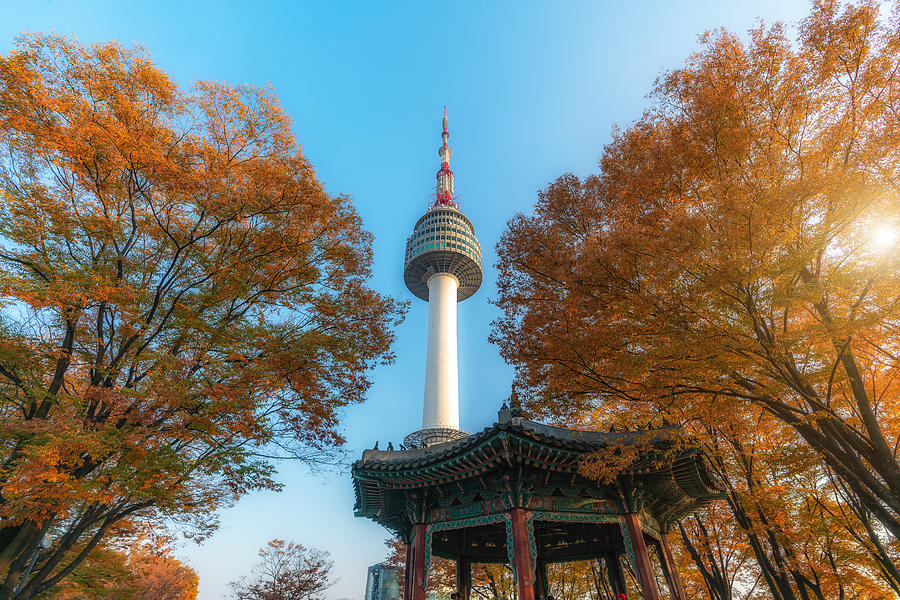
[498,403,511,424]
[509,385,522,418]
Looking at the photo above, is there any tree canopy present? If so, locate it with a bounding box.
[0,34,403,599]
[492,1,900,598]
[230,540,333,600]
[39,526,198,600]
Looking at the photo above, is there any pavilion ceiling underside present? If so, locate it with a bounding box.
[427,521,626,563]
[534,521,625,561]
[431,524,508,562]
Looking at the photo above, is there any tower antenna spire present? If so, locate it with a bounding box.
[435,107,454,206]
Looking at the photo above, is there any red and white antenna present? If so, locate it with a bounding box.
[434,106,455,207]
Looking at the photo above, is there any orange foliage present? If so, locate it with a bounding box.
[39,530,198,600]
[492,1,900,598]
[0,34,403,599]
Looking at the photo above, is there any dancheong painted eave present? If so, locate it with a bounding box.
[351,407,723,539]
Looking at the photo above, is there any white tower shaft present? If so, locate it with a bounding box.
[422,273,459,429]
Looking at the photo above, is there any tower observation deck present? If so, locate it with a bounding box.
[403,109,482,448]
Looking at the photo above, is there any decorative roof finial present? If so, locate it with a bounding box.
[509,385,522,418]
[435,107,455,207]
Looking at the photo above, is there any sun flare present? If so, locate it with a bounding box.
[871,224,899,250]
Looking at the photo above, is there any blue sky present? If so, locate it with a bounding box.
[1,1,812,598]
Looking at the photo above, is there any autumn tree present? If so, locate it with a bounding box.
[683,413,893,599]
[545,561,602,600]
[492,0,900,597]
[229,539,332,600]
[675,507,755,600]
[470,564,517,600]
[38,529,198,600]
[0,34,404,599]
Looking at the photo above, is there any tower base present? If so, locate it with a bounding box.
[403,427,469,449]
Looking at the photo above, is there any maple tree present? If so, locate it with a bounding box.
[0,34,403,599]
[469,564,517,600]
[229,539,332,600]
[545,561,607,600]
[39,527,198,600]
[678,415,894,600]
[491,1,900,598]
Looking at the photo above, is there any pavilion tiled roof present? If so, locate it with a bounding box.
[352,407,722,536]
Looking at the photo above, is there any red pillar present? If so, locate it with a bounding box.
[624,514,661,600]
[411,523,428,600]
[456,557,470,600]
[659,534,686,600]
[510,508,536,600]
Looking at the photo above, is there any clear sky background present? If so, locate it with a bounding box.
[1,1,813,598]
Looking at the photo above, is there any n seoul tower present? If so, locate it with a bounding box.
[403,108,482,447]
